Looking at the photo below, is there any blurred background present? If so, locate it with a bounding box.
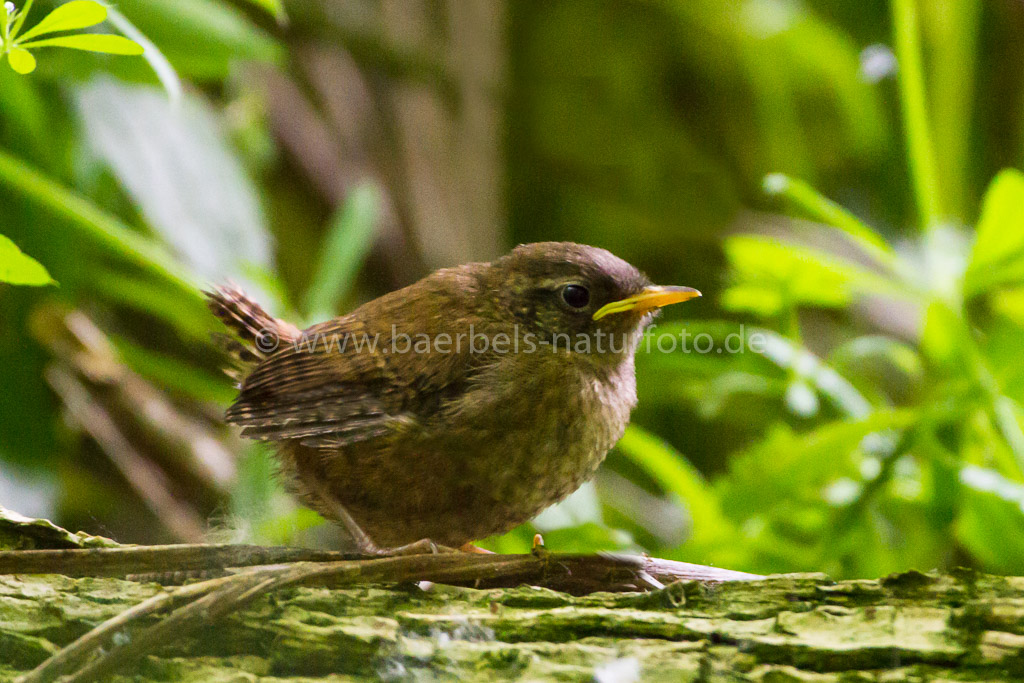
[2,0,1024,579]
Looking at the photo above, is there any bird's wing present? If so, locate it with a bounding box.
[226,270,488,449]
[225,350,390,448]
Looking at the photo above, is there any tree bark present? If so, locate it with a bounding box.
[2,567,1023,681]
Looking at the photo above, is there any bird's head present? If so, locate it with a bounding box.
[485,242,700,364]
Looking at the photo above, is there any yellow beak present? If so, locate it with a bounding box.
[592,285,701,321]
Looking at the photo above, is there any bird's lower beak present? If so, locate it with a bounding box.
[592,285,701,321]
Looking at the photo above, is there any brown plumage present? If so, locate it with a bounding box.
[207,243,699,552]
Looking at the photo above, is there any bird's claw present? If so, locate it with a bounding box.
[370,538,455,556]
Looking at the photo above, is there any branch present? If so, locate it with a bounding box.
[0,543,758,586]
[10,545,759,682]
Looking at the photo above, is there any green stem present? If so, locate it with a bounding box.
[302,181,381,322]
[891,0,944,231]
[10,0,33,39]
[832,428,915,537]
[925,0,980,222]
[1,3,10,50]
[0,148,201,306]
[762,173,910,282]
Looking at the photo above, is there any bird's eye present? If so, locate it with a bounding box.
[560,284,591,309]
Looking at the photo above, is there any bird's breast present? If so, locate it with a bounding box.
[434,353,638,520]
[291,353,641,547]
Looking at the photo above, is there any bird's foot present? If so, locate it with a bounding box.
[365,538,457,557]
[458,543,495,554]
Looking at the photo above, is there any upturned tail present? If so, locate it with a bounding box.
[204,284,300,372]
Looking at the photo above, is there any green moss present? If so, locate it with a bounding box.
[4,571,1024,681]
[0,630,58,668]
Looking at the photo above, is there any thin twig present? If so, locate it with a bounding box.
[16,574,238,683]
[0,543,760,587]
[58,571,276,683]
[0,543,355,577]
[23,563,358,683]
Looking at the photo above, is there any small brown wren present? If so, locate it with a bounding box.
[207,242,699,554]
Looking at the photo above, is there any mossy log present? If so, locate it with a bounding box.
[2,568,1024,681]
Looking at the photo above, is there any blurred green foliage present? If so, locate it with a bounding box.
[0,0,1023,578]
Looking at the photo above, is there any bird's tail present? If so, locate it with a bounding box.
[204,284,300,373]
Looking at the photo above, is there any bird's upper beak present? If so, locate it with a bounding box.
[592,285,701,321]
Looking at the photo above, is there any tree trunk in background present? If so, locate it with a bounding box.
[3,569,1024,681]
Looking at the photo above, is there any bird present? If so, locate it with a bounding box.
[206,242,700,555]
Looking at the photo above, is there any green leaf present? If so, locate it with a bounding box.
[109,336,234,405]
[965,169,1024,296]
[719,284,785,318]
[635,320,788,419]
[762,173,898,268]
[829,335,925,382]
[723,235,904,317]
[957,465,1024,573]
[0,148,200,305]
[303,182,381,321]
[73,80,270,283]
[18,33,143,55]
[695,372,786,420]
[718,410,914,521]
[91,271,213,344]
[990,288,1024,328]
[0,233,54,285]
[6,46,37,73]
[919,300,971,370]
[16,0,106,42]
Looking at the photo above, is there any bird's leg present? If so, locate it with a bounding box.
[297,467,450,556]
